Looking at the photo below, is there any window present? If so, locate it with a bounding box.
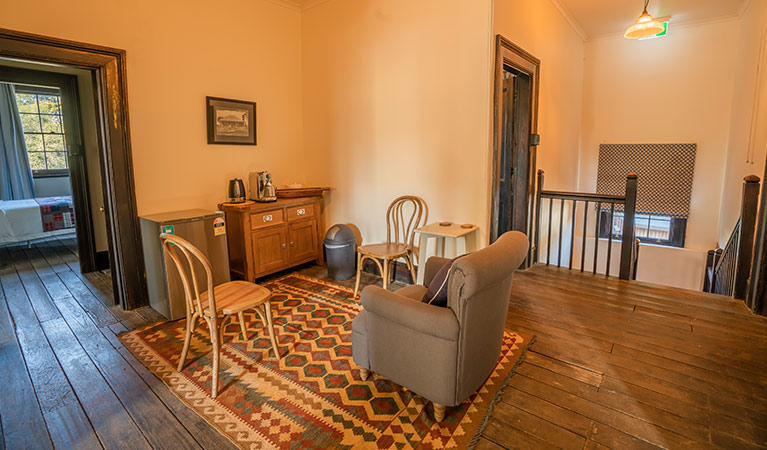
[598,210,687,247]
[14,86,68,176]
[596,143,696,249]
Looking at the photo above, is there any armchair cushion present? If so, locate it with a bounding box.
[421,255,466,307]
[424,256,450,286]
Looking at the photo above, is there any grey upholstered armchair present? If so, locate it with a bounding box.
[351,231,529,422]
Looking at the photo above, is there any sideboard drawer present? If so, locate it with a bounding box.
[251,209,284,230]
[287,205,314,222]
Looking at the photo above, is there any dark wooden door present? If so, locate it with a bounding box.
[288,220,318,263]
[497,68,532,237]
[252,226,288,276]
[498,74,515,234]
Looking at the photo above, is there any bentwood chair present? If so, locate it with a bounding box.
[352,231,529,422]
[160,233,281,398]
[353,195,428,297]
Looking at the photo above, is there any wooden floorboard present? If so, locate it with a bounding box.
[1,241,766,449]
[500,265,767,450]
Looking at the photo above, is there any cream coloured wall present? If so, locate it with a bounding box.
[301,0,495,249]
[493,0,585,193]
[301,0,586,257]
[719,0,767,245]
[578,19,740,289]
[0,0,305,216]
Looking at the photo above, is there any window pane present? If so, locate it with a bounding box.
[40,115,63,133]
[648,216,671,240]
[612,214,624,235]
[28,152,46,170]
[37,95,61,114]
[634,214,651,238]
[44,134,65,151]
[15,93,38,113]
[24,134,44,151]
[19,113,41,132]
[46,152,68,169]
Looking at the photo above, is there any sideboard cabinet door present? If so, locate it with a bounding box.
[252,227,288,275]
[288,219,318,264]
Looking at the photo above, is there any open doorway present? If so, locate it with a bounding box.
[0,28,146,310]
[0,64,108,274]
[490,35,540,266]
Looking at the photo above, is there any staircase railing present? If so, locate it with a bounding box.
[704,175,760,300]
[533,171,639,280]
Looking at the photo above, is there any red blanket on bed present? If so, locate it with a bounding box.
[35,197,76,232]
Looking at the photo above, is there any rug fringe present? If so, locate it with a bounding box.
[467,334,538,450]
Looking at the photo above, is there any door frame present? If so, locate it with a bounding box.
[0,66,99,272]
[490,35,540,263]
[0,28,147,310]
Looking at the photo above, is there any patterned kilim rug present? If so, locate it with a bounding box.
[120,274,532,449]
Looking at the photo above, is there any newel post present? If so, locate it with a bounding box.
[619,173,638,280]
[734,175,761,300]
[533,170,544,265]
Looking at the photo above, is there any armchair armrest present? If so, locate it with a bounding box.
[361,286,459,341]
[424,257,451,286]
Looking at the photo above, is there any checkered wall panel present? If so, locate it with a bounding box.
[596,143,696,218]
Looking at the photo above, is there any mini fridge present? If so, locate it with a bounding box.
[140,209,230,320]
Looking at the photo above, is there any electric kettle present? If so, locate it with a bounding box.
[228,178,246,203]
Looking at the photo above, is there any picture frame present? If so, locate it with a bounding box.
[206,96,257,145]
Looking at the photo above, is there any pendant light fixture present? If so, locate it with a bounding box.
[625,0,666,39]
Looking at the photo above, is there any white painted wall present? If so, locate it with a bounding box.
[577,18,740,289]
[719,0,767,245]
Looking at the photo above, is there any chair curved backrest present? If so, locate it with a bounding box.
[160,233,216,321]
[385,195,428,250]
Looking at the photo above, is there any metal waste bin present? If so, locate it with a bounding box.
[324,224,357,280]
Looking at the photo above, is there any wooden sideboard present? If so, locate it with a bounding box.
[219,197,324,281]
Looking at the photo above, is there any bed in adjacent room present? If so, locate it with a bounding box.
[0,196,77,245]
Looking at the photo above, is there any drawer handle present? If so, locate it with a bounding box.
[296,208,306,216]
[290,242,295,247]
[263,214,273,223]
[282,243,287,249]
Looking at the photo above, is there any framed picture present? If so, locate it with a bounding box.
[206,96,257,145]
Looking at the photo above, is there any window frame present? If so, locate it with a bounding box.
[14,84,70,177]
[598,210,687,248]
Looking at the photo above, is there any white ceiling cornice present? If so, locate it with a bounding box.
[266,0,333,10]
[550,0,587,41]
[300,0,333,10]
[263,0,300,10]
[738,0,755,18]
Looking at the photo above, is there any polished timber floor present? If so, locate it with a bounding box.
[1,238,766,449]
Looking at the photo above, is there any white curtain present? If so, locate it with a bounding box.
[0,83,35,200]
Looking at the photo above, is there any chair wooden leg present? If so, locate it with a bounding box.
[382,258,389,290]
[206,317,220,398]
[359,367,369,380]
[405,254,416,284]
[177,312,198,372]
[264,300,281,359]
[433,403,446,422]
[237,311,248,340]
[353,252,363,297]
[390,259,397,283]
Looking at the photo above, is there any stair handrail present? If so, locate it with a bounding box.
[533,171,638,280]
[704,175,760,300]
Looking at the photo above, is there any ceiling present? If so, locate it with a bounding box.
[556,0,750,39]
[282,0,749,39]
